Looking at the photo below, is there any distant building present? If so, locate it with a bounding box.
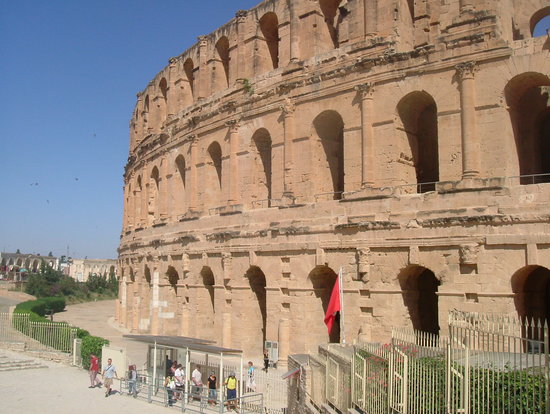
[0,252,57,280]
[68,259,118,282]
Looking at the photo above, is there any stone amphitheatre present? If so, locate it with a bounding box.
[115,0,550,367]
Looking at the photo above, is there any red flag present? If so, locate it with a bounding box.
[324,276,341,334]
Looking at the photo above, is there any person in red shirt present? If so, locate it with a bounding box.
[89,354,102,388]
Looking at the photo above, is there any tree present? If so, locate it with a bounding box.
[16,249,21,254]
[48,251,53,257]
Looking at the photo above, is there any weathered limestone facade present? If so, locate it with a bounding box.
[68,258,118,282]
[117,0,550,364]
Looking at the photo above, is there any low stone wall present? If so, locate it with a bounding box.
[0,341,73,365]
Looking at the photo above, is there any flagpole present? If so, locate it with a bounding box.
[339,267,345,344]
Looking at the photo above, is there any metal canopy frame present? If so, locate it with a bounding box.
[124,334,244,398]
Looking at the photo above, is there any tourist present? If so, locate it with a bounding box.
[263,349,269,372]
[224,371,238,411]
[207,372,217,405]
[174,363,184,400]
[101,358,118,397]
[170,360,178,376]
[127,364,138,397]
[164,375,176,406]
[246,361,256,392]
[191,364,203,401]
[88,354,101,388]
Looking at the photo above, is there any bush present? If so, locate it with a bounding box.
[14,297,65,317]
[81,335,110,370]
[76,328,90,339]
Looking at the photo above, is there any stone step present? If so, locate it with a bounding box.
[0,363,48,372]
[0,358,49,371]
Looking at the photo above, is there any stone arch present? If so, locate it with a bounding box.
[214,36,230,91]
[135,175,143,226]
[205,141,223,209]
[530,7,550,36]
[308,265,340,343]
[129,267,135,282]
[251,128,272,206]
[199,266,216,338]
[184,58,195,100]
[319,0,343,49]
[143,95,150,132]
[398,265,440,335]
[149,166,160,224]
[245,266,267,355]
[31,259,39,272]
[259,12,279,71]
[512,265,550,323]
[158,77,168,124]
[396,91,439,192]
[144,264,152,285]
[175,154,186,215]
[312,110,345,199]
[167,265,179,293]
[505,72,550,183]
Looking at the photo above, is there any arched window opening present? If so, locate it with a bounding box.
[184,58,195,99]
[246,266,267,354]
[215,37,230,89]
[512,266,550,347]
[129,268,135,283]
[309,265,340,343]
[143,95,150,131]
[167,266,179,294]
[319,0,343,48]
[175,155,186,188]
[530,8,550,37]
[159,78,168,102]
[259,13,279,70]
[150,166,160,223]
[208,142,222,189]
[252,129,272,206]
[144,265,151,285]
[312,110,345,199]
[175,155,186,215]
[505,73,550,184]
[397,91,439,192]
[407,0,415,22]
[399,265,440,335]
[201,266,215,313]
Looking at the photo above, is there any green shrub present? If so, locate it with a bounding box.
[76,328,90,339]
[14,297,65,317]
[81,335,109,370]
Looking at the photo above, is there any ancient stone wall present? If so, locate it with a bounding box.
[117,0,550,363]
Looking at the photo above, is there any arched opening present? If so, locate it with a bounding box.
[530,8,550,37]
[159,77,168,121]
[136,175,143,227]
[184,58,195,100]
[144,265,151,285]
[205,142,223,209]
[398,265,440,335]
[143,95,150,132]
[199,266,216,338]
[319,0,343,48]
[129,267,135,283]
[149,166,160,224]
[512,266,550,344]
[505,73,550,183]
[159,78,168,102]
[309,265,340,343]
[252,129,272,206]
[259,12,279,70]
[406,0,415,22]
[175,155,186,215]
[246,266,267,355]
[167,266,179,293]
[397,91,439,192]
[312,110,345,199]
[215,36,230,90]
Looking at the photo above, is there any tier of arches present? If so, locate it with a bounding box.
[124,70,550,230]
[119,261,550,355]
[130,1,550,143]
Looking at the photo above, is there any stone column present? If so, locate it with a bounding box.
[456,62,480,179]
[356,83,375,187]
[364,0,378,37]
[189,136,199,211]
[226,120,240,205]
[235,10,248,80]
[278,318,290,369]
[222,312,232,348]
[150,265,160,335]
[288,0,300,62]
[197,36,208,100]
[167,58,177,116]
[280,99,295,196]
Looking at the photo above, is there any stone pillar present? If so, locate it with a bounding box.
[278,318,290,369]
[190,136,199,211]
[235,10,248,80]
[197,36,208,100]
[151,266,160,335]
[222,312,232,348]
[180,303,189,336]
[364,0,378,37]
[159,157,168,220]
[280,99,295,196]
[356,83,375,187]
[227,120,240,205]
[122,183,129,230]
[167,58,177,116]
[288,0,300,62]
[456,62,480,179]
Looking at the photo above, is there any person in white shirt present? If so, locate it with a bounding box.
[190,365,203,401]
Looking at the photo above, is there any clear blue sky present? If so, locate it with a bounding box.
[0,3,548,260]
[0,0,259,259]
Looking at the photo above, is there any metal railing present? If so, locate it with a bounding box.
[349,313,549,414]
